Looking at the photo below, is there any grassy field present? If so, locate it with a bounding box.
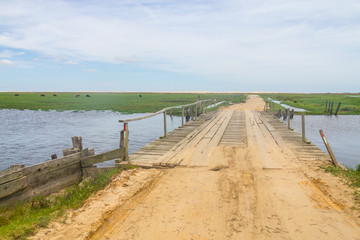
[0,92,245,114]
[260,93,360,115]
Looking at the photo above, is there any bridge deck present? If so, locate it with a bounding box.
[128,110,330,168]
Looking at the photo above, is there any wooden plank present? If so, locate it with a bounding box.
[0,172,82,207]
[22,152,82,176]
[0,164,24,177]
[25,162,81,188]
[0,170,23,185]
[81,148,125,167]
[0,177,27,199]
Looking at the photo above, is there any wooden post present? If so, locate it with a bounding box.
[335,102,341,116]
[72,136,83,150]
[319,130,340,168]
[124,122,129,161]
[290,109,294,119]
[328,101,331,112]
[120,130,124,148]
[301,112,305,142]
[272,102,275,114]
[287,108,290,129]
[325,100,328,112]
[195,103,198,119]
[330,101,334,115]
[163,111,167,137]
[203,101,206,114]
[181,107,184,127]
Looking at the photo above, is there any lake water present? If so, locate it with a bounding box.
[1,110,359,170]
[283,115,360,169]
[0,109,182,171]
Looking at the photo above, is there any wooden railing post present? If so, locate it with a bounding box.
[301,112,305,142]
[181,107,184,127]
[195,102,198,120]
[287,108,290,129]
[163,111,167,137]
[124,122,129,161]
[203,101,206,114]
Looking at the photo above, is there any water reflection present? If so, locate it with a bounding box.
[283,115,360,168]
[0,109,182,170]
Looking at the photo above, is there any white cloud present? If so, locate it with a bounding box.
[0,50,24,58]
[0,0,360,86]
[0,59,14,65]
[64,60,78,65]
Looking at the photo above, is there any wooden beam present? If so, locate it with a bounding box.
[81,148,126,167]
[0,177,27,199]
[0,170,23,185]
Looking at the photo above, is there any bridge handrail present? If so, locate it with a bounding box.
[118,99,215,123]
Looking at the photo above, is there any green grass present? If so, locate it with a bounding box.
[0,92,246,114]
[0,166,135,240]
[259,93,360,115]
[321,163,360,206]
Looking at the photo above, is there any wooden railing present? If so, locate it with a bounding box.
[119,99,215,134]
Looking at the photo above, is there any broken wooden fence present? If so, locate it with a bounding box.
[0,136,126,207]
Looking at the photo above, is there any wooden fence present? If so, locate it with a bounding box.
[0,137,126,207]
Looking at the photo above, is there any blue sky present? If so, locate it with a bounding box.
[1,0,360,92]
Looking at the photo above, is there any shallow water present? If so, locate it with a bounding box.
[268,98,307,112]
[0,109,182,171]
[283,115,360,169]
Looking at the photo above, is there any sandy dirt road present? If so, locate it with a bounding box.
[32,95,360,240]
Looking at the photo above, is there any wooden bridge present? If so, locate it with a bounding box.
[120,97,331,169]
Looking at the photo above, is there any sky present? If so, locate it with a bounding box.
[0,0,359,92]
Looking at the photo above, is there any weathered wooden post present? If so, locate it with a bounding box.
[163,111,167,137]
[325,100,328,112]
[72,136,83,150]
[335,102,341,116]
[123,122,129,161]
[301,112,305,142]
[287,108,290,129]
[63,136,83,156]
[330,101,334,115]
[272,102,275,114]
[181,107,184,127]
[203,101,206,114]
[290,109,294,119]
[319,130,340,168]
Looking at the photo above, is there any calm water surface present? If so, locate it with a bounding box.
[0,109,182,171]
[1,110,359,170]
[284,115,360,169]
